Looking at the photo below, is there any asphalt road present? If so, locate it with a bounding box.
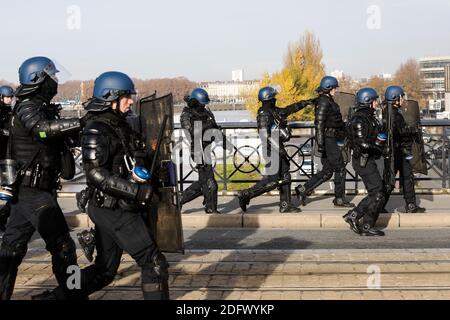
[23,228,450,251]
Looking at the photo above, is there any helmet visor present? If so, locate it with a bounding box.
[47,60,72,84]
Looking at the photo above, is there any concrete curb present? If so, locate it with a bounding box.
[65,211,450,229]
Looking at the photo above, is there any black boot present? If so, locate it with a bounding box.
[31,290,58,300]
[294,185,307,206]
[360,224,385,237]
[333,198,355,208]
[279,201,301,213]
[405,203,426,213]
[205,208,222,214]
[237,192,249,212]
[343,210,361,234]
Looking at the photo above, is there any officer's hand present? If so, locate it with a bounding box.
[76,190,88,213]
[136,184,153,205]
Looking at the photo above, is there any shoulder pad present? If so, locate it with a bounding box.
[82,124,111,167]
[83,119,116,136]
[15,101,42,132]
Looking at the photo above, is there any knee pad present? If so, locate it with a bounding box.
[141,253,170,300]
[0,243,27,272]
[206,178,218,193]
[323,171,334,181]
[142,253,169,282]
[374,192,386,211]
[50,234,77,266]
[281,172,291,184]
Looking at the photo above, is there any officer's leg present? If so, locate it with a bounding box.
[0,201,35,300]
[325,138,353,207]
[201,165,219,214]
[359,160,385,236]
[111,207,169,300]
[382,154,400,212]
[238,165,279,212]
[279,157,301,213]
[400,158,425,213]
[344,159,370,233]
[345,159,384,236]
[33,206,124,300]
[295,154,334,206]
[0,202,11,234]
[24,190,78,296]
[68,221,122,299]
[180,182,203,207]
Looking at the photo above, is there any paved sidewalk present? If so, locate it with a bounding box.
[11,248,450,300]
[52,194,450,229]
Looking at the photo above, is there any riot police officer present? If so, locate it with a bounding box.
[295,76,354,208]
[33,71,169,300]
[383,86,425,213]
[0,85,14,237]
[238,86,310,213]
[179,88,222,214]
[0,57,83,300]
[343,88,386,236]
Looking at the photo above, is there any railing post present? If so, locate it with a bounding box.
[178,135,184,192]
[444,126,449,189]
[223,128,228,192]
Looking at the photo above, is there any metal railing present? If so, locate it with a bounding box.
[174,120,450,192]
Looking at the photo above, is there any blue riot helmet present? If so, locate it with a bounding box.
[384,86,405,102]
[15,56,60,98]
[258,86,278,102]
[19,56,59,86]
[356,87,379,109]
[0,86,14,99]
[93,71,136,102]
[186,88,210,107]
[318,76,339,92]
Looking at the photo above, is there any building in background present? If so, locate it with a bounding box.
[200,70,260,104]
[232,69,244,82]
[445,65,450,112]
[419,56,450,111]
[331,70,344,80]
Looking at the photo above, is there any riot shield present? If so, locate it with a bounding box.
[139,93,184,254]
[399,100,427,175]
[133,91,156,116]
[335,91,356,122]
[334,91,356,163]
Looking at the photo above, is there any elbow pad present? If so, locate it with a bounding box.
[87,167,139,201]
[33,118,81,139]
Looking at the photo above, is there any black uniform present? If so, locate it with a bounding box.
[296,94,349,205]
[239,100,306,212]
[46,103,169,300]
[0,95,81,300]
[179,105,220,213]
[344,107,385,234]
[0,101,12,231]
[383,105,421,211]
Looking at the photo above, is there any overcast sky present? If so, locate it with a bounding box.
[1,0,449,82]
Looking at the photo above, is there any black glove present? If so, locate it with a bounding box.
[76,189,89,213]
[300,99,314,108]
[136,184,153,205]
